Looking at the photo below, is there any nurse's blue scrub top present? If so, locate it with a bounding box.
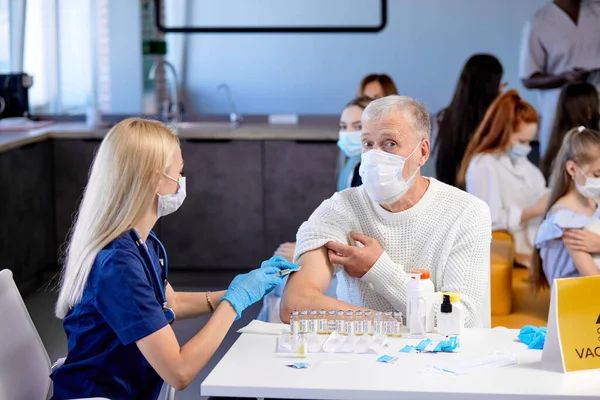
[51,230,168,400]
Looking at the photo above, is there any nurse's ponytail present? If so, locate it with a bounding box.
[55,118,179,318]
[530,127,600,292]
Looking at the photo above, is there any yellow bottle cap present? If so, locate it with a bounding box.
[442,292,460,303]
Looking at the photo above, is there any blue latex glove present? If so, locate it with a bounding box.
[223,256,300,319]
[518,325,547,350]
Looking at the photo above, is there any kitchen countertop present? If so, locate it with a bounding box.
[0,121,339,152]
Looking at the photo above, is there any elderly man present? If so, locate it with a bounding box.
[281,96,492,328]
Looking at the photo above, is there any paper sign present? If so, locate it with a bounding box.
[542,275,600,372]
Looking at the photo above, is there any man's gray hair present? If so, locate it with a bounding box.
[362,95,431,140]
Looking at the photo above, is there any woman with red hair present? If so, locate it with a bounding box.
[458,90,549,267]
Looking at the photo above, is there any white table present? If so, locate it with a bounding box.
[201,328,600,399]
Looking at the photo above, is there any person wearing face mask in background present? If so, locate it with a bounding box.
[356,73,399,99]
[259,97,373,323]
[531,127,600,292]
[336,96,374,191]
[458,90,550,268]
[50,118,297,399]
[280,96,492,328]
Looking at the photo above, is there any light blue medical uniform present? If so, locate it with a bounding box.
[336,155,362,192]
[535,206,600,285]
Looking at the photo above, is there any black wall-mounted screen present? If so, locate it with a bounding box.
[155,0,387,33]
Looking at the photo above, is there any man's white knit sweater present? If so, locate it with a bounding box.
[294,178,492,328]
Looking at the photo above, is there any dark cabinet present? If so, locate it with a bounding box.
[160,140,264,269]
[0,141,54,287]
[263,141,338,254]
[2,135,339,279]
[53,139,102,254]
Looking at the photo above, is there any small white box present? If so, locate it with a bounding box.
[268,114,299,125]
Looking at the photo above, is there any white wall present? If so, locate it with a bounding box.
[107,0,143,113]
[58,0,92,112]
[176,0,547,115]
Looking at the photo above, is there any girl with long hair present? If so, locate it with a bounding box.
[531,127,600,291]
[540,82,600,180]
[458,90,549,267]
[432,54,504,186]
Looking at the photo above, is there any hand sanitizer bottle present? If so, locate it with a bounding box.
[437,293,464,335]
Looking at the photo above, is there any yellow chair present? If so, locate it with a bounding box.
[489,231,551,327]
[491,230,513,243]
[490,231,514,316]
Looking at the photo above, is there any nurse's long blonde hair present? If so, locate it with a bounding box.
[55,118,179,319]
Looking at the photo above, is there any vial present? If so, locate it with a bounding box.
[390,311,403,337]
[299,310,309,333]
[354,311,364,336]
[309,309,318,334]
[290,310,299,336]
[383,311,393,336]
[364,310,374,335]
[317,309,328,334]
[344,310,354,336]
[373,311,384,335]
[296,332,307,358]
[335,310,346,335]
[327,310,336,334]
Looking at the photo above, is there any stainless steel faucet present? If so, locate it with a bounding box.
[218,83,243,125]
[149,60,180,121]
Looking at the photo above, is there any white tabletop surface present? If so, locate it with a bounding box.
[201,328,600,399]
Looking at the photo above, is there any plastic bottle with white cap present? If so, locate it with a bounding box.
[408,280,426,337]
[406,270,435,333]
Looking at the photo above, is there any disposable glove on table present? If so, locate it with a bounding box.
[518,325,546,350]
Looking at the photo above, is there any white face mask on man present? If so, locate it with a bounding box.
[575,165,600,200]
[157,173,187,218]
[359,142,421,205]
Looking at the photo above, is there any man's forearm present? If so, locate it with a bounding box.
[521,72,570,90]
[280,289,363,323]
[361,252,409,313]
